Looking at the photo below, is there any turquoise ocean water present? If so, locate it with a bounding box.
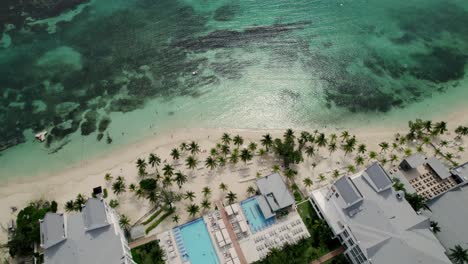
[0,0,467,178]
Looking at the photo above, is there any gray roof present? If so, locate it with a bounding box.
[310,164,451,264]
[40,213,66,249]
[401,153,426,169]
[334,176,363,209]
[391,171,416,194]
[82,198,110,231]
[255,195,276,219]
[41,198,133,264]
[130,225,146,240]
[426,157,451,179]
[363,163,392,193]
[451,162,468,183]
[256,173,294,212]
[424,184,468,250]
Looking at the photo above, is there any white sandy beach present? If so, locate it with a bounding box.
[0,105,467,256]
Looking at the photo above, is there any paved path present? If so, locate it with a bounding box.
[129,234,158,249]
[215,200,248,264]
[311,247,345,264]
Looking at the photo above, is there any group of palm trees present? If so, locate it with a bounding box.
[97,120,468,233]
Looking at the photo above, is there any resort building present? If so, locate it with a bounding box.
[254,172,295,219]
[157,173,309,264]
[309,163,451,264]
[395,154,464,200]
[422,162,468,251]
[39,198,135,264]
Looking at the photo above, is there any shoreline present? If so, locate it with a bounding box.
[0,103,467,245]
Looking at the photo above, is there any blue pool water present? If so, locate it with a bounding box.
[174,218,219,264]
[240,197,275,233]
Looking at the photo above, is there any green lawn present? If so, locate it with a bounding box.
[131,240,165,264]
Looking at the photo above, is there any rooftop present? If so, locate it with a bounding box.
[426,157,451,180]
[450,162,468,183]
[40,198,133,264]
[310,163,451,264]
[400,153,426,170]
[424,184,468,251]
[255,173,294,215]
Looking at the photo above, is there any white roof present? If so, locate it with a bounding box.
[310,164,451,264]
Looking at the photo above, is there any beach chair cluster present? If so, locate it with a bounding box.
[224,247,241,264]
[172,228,189,261]
[158,231,179,262]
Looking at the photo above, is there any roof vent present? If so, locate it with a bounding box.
[396,190,404,200]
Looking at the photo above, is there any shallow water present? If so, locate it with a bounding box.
[0,0,467,178]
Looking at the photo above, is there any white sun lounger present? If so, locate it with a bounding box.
[218,220,226,229]
[239,221,248,233]
[226,206,234,216]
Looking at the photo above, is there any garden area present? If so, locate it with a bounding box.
[254,200,346,264]
[131,240,165,264]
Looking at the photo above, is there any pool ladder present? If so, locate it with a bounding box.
[173,228,188,258]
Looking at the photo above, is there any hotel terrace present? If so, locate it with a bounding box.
[156,173,310,264]
[390,154,467,200]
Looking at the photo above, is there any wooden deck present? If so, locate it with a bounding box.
[215,200,248,264]
[311,247,345,264]
[128,234,158,249]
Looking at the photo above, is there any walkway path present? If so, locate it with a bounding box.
[129,234,158,249]
[311,247,345,264]
[215,200,248,264]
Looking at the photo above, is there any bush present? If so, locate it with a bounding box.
[131,241,165,264]
[139,178,157,192]
[293,190,303,202]
[142,208,164,225]
[8,201,55,257]
[103,188,108,198]
[145,208,175,234]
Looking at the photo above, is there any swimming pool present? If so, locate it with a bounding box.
[173,218,219,264]
[240,197,275,233]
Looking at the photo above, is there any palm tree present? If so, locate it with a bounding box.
[257,148,266,157]
[187,204,200,218]
[180,142,188,152]
[404,148,413,156]
[219,182,228,192]
[248,142,257,152]
[347,164,356,174]
[202,186,211,197]
[186,155,197,170]
[112,179,126,196]
[129,183,136,192]
[272,164,280,172]
[430,221,441,233]
[369,151,378,160]
[449,245,468,264]
[218,156,226,167]
[109,199,119,209]
[189,141,201,155]
[172,214,180,224]
[390,154,399,164]
[246,186,256,196]
[229,151,239,164]
[162,164,174,177]
[446,152,454,160]
[233,135,244,148]
[209,148,218,157]
[328,142,337,155]
[332,169,340,178]
[316,133,328,148]
[221,133,231,145]
[358,144,367,155]
[318,174,326,182]
[205,156,218,170]
[285,168,297,183]
[146,191,159,206]
[163,175,173,188]
[171,148,180,160]
[201,199,211,210]
[174,171,187,189]
[226,191,237,204]
[329,133,337,143]
[303,178,313,189]
[65,200,75,212]
[434,121,448,135]
[261,134,273,151]
[74,194,87,211]
[343,142,355,156]
[305,145,316,158]
[240,149,253,164]
[221,144,230,156]
[148,153,161,173]
[104,173,113,182]
[136,158,147,175]
[135,188,144,199]
[379,142,390,153]
[119,214,131,232]
[184,191,196,201]
[341,131,350,142]
[424,120,433,132]
[355,155,364,166]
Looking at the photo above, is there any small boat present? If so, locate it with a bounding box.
[192,70,198,76]
[35,131,47,142]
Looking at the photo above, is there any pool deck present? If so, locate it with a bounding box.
[215,200,248,264]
